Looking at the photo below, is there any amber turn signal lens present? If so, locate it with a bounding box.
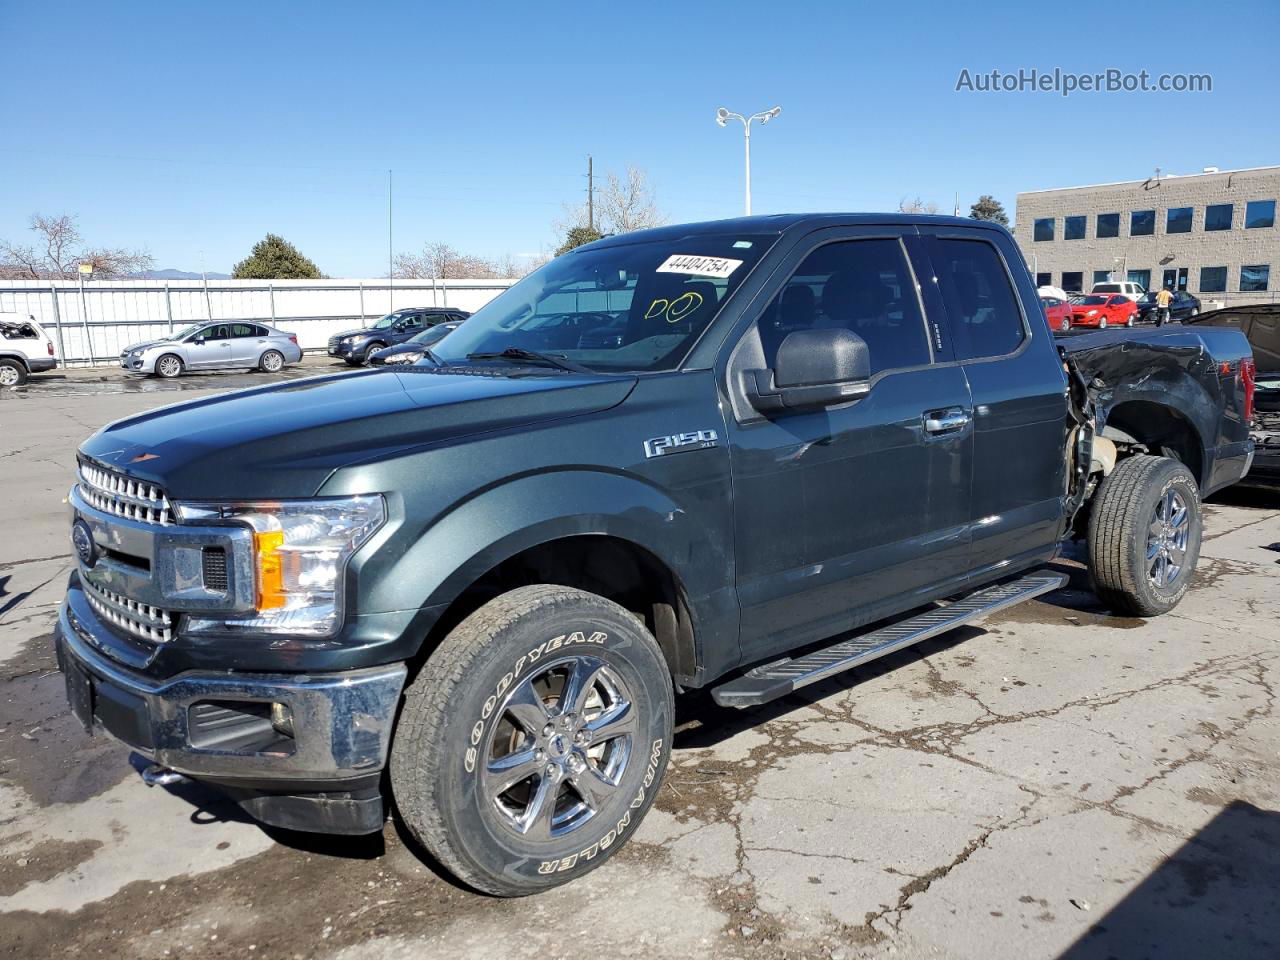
[254,530,286,610]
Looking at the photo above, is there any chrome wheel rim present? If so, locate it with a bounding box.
[480,655,636,841]
[1147,488,1190,588]
[263,352,283,371]
[0,365,18,386]
[157,356,180,377]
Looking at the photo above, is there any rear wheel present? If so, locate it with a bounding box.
[1088,454,1202,616]
[391,585,673,897]
[155,354,183,378]
[0,359,27,387]
[259,349,285,373]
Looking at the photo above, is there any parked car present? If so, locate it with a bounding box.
[1041,296,1073,333]
[120,322,302,378]
[58,213,1255,898]
[1091,281,1146,301]
[368,321,462,365]
[1071,294,1137,329]
[328,308,470,366]
[0,313,57,386]
[1135,290,1201,324]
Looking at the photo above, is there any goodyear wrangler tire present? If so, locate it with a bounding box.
[1088,454,1202,617]
[390,585,674,897]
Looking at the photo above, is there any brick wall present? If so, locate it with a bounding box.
[1014,166,1280,306]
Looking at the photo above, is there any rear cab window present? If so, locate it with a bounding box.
[929,238,1027,360]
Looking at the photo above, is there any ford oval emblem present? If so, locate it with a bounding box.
[71,520,97,568]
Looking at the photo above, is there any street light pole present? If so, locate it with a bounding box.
[716,106,781,216]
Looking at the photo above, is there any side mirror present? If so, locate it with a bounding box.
[193,337,206,345]
[745,328,871,413]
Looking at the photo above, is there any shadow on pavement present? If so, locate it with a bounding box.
[1057,801,1280,959]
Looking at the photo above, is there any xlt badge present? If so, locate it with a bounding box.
[644,429,719,459]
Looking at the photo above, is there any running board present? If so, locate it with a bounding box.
[711,572,1068,708]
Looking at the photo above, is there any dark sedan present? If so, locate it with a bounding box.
[1135,290,1201,324]
[328,307,470,365]
[368,321,462,365]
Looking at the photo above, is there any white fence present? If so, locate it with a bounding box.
[0,278,517,365]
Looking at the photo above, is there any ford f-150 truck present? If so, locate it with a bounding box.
[55,214,1256,897]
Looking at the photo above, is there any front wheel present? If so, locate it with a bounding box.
[1098,317,1108,329]
[391,585,674,897]
[1088,454,1202,617]
[154,354,183,378]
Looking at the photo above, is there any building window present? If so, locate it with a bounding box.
[1245,200,1276,229]
[1200,266,1227,293]
[1092,270,1111,286]
[1166,207,1193,234]
[1064,215,1086,240]
[1240,264,1270,292]
[1096,213,1120,238]
[1205,203,1233,231]
[1035,272,1051,288]
[1033,218,1054,242]
[1130,210,1155,236]
[1127,269,1151,291]
[1061,271,1083,292]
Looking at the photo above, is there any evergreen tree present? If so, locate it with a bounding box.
[968,195,1009,227]
[232,234,323,279]
[555,225,604,257]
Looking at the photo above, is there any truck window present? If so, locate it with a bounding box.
[932,239,1026,360]
[759,238,929,376]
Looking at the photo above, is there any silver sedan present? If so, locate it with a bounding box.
[121,322,304,378]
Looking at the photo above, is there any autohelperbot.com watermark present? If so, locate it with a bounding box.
[955,67,1212,97]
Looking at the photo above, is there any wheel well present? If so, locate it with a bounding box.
[0,352,30,370]
[419,535,696,683]
[1102,400,1205,486]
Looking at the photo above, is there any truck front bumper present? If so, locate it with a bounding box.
[56,578,407,834]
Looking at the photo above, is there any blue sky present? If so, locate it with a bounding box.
[2,0,1276,277]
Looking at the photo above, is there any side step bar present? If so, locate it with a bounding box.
[711,572,1068,708]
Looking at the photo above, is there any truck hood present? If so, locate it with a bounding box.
[80,368,637,499]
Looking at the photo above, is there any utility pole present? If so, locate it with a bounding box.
[587,155,594,232]
[388,169,394,312]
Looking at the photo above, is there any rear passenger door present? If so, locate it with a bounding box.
[918,230,1070,579]
[724,228,975,664]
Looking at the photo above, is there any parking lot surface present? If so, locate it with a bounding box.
[2,369,1278,959]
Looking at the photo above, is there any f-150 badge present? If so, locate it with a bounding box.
[644,429,719,459]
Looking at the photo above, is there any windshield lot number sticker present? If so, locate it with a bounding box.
[656,254,742,278]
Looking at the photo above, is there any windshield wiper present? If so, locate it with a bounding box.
[466,347,591,373]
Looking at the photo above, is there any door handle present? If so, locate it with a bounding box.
[923,409,971,433]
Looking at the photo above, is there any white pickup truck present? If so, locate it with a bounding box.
[0,313,58,386]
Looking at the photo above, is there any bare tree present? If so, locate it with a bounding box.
[897,196,940,215]
[554,164,668,241]
[0,213,154,279]
[393,242,506,280]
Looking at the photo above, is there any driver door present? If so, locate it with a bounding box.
[185,323,234,368]
[723,228,974,664]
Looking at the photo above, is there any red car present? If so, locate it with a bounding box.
[1041,296,1073,333]
[1071,294,1137,329]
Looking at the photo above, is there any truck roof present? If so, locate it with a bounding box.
[584,213,1010,249]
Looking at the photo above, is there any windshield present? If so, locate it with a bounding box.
[1081,295,1109,305]
[166,323,204,341]
[430,234,776,372]
[373,311,414,329]
[409,324,457,345]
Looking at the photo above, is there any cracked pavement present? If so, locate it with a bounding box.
[2,374,1279,959]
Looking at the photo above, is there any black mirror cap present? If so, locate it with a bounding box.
[775,328,870,388]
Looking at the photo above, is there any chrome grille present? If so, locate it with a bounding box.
[77,460,174,525]
[83,578,176,644]
[327,335,341,351]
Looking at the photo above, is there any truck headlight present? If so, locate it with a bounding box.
[176,495,385,636]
